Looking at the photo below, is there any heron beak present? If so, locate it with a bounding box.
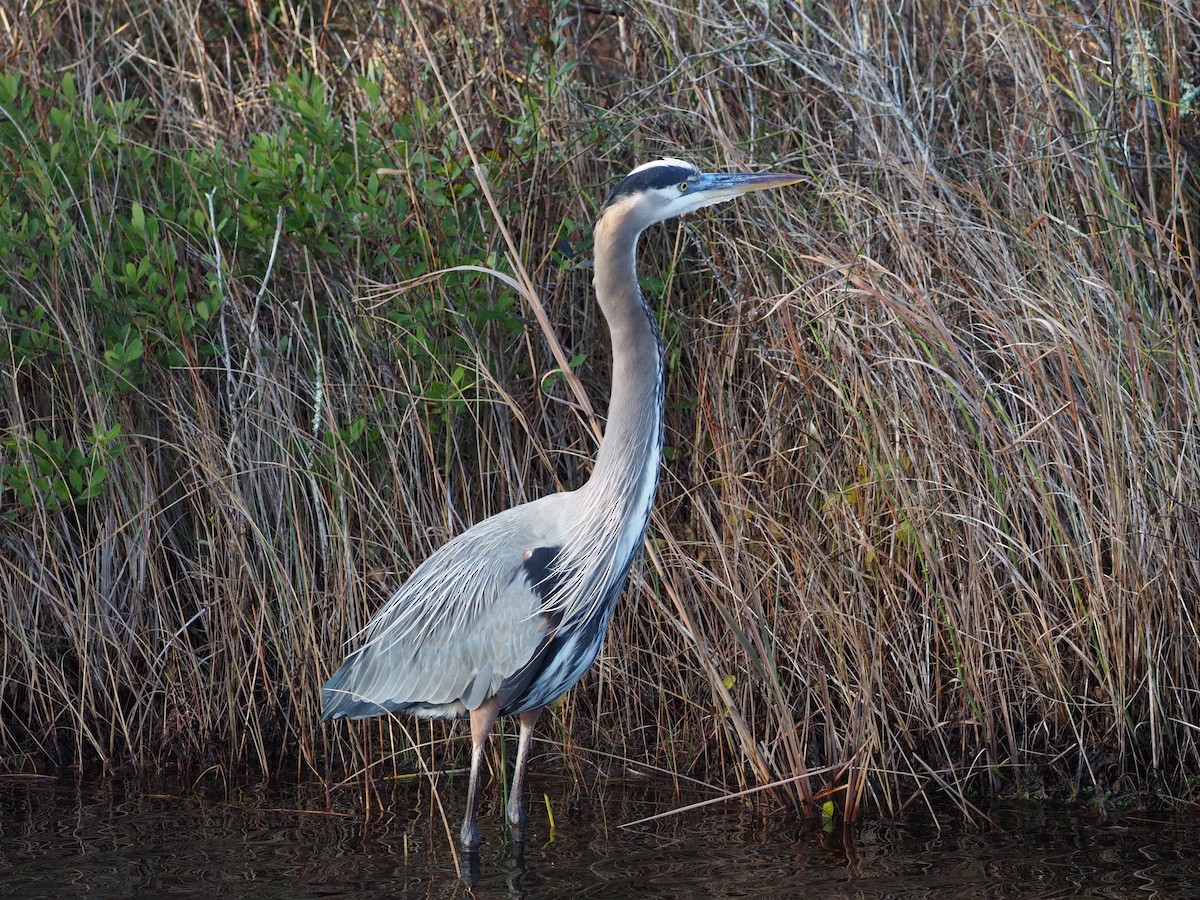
[692,171,804,206]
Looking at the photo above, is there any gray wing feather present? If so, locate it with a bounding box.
[322,496,566,720]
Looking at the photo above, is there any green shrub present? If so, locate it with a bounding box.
[0,68,522,511]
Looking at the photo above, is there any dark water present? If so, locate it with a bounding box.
[2,773,1198,898]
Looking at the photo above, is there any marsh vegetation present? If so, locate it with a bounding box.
[2,1,1199,820]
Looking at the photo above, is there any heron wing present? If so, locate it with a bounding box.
[321,497,567,721]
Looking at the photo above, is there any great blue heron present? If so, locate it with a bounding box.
[322,159,798,851]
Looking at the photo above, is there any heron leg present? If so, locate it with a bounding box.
[506,707,542,833]
[460,696,500,853]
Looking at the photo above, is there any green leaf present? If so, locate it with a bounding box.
[51,476,71,504]
[359,77,381,108]
[131,201,145,235]
[82,466,108,499]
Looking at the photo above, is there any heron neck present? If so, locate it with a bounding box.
[586,219,664,504]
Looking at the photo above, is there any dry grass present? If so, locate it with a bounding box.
[3,0,1199,819]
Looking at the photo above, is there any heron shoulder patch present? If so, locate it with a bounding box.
[521,545,565,627]
[521,545,561,597]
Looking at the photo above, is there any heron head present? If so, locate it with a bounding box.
[599,158,801,232]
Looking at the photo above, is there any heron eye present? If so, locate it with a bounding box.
[678,182,689,192]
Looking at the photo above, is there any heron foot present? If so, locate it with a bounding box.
[459,850,481,888]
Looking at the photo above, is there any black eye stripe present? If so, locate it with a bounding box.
[602,163,700,209]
